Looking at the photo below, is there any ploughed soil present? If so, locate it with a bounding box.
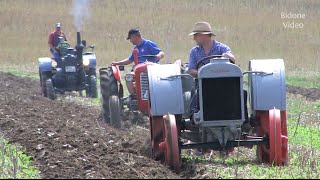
[1,72,319,179]
[0,72,182,179]
[287,85,320,101]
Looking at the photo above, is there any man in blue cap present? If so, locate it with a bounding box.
[112,28,164,65]
[112,28,165,95]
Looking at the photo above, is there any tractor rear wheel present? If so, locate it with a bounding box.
[159,113,181,172]
[99,68,119,123]
[45,79,56,100]
[109,95,121,128]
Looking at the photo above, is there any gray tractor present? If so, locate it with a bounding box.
[147,56,288,172]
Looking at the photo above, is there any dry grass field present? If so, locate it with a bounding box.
[0,0,319,73]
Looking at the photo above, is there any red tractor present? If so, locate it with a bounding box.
[147,57,289,172]
[99,49,157,128]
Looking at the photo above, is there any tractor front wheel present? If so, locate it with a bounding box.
[109,95,121,128]
[159,113,181,172]
[256,109,288,166]
[45,79,56,100]
[40,72,48,97]
[99,67,119,123]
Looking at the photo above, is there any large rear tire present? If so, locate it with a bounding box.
[45,79,56,100]
[99,68,118,123]
[109,95,121,128]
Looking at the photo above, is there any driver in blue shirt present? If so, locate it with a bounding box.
[188,22,236,78]
[112,28,165,95]
[187,22,250,155]
[187,22,250,132]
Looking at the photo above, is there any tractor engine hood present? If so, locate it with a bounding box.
[198,58,242,78]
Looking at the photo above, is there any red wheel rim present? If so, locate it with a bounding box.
[269,109,282,166]
[256,109,289,166]
[159,114,181,172]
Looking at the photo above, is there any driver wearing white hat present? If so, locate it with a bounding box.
[188,22,236,78]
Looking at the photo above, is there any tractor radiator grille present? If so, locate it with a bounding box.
[202,77,241,121]
[140,72,149,100]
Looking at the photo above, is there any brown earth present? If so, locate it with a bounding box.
[0,72,183,179]
[287,85,320,101]
[1,72,317,179]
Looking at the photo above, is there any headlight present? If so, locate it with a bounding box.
[51,60,57,68]
[125,74,134,82]
[83,58,90,66]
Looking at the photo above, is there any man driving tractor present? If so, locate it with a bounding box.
[188,22,236,78]
[111,28,165,96]
[48,22,67,59]
[187,22,250,133]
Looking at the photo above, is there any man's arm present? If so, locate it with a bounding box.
[48,43,55,50]
[147,40,164,61]
[222,52,236,63]
[48,33,58,53]
[220,43,236,63]
[63,33,67,42]
[188,69,198,78]
[111,58,133,66]
[187,48,198,78]
[155,51,164,61]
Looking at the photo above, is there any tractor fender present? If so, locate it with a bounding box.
[248,59,286,111]
[83,53,96,68]
[148,63,184,116]
[38,57,53,72]
[111,65,121,82]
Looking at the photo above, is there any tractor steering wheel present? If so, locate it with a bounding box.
[195,55,235,70]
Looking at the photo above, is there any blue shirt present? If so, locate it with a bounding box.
[129,39,162,63]
[188,41,232,70]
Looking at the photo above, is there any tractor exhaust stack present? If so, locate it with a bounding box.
[75,31,84,61]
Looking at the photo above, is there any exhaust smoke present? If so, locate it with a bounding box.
[70,0,90,32]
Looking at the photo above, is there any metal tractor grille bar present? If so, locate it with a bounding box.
[202,77,241,121]
[140,72,149,100]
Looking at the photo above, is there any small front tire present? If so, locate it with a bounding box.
[45,79,56,100]
[109,95,121,128]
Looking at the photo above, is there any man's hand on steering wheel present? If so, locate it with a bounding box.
[222,53,235,64]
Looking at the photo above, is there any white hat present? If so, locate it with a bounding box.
[55,22,62,28]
